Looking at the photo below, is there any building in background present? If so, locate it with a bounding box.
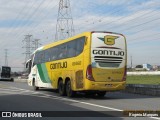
[142,64,152,71]
[135,64,152,71]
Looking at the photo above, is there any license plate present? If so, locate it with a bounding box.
[105,84,112,87]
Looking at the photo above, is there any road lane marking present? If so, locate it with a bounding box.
[28,93,160,119]
[0,86,159,119]
[13,88,123,111]
[150,117,160,120]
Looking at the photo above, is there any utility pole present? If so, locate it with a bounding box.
[32,39,41,50]
[4,49,8,66]
[131,55,133,69]
[22,34,32,70]
[55,0,75,41]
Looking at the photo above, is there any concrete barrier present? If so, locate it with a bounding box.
[127,71,160,75]
[14,78,27,82]
[125,84,160,96]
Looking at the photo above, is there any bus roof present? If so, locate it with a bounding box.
[43,31,91,50]
[34,31,125,52]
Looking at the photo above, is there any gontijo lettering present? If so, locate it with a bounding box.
[93,50,124,56]
[50,61,67,69]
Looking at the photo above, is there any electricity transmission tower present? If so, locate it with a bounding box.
[22,35,32,67]
[55,0,75,41]
[4,49,8,66]
[32,39,41,50]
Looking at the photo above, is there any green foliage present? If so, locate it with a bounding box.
[126,75,160,85]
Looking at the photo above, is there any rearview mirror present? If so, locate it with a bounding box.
[26,59,31,69]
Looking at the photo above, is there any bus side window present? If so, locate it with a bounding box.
[37,52,40,64]
[76,37,85,56]
[50,47,58,60]
[39,51,45,63]
[58,44,67,59]
[33,53,38,66]
[67,40,76,58]
[44,49,51,62]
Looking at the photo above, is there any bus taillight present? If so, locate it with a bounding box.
[86,65,95,81]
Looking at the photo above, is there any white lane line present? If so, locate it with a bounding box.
[2,86,160,120]
[12,88,122,111]
[0,88,22,92]
[27,94,160,120]
[29,93,122,111]
[150,117,160,120]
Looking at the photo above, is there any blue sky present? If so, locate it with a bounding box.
[0,0,159,71]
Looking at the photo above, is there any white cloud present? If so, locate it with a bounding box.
[0,0,160,71]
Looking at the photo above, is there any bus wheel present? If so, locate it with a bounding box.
[58,80,66,96]
[33,80,39,91]
[97,91,106,97]
[66,80,75,97]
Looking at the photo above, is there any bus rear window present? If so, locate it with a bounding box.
[98,62,120,68]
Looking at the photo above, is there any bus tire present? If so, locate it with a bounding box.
[66,80,75,97]
[33,79,39,91]
[97,91,106,97]
[58,80,66,96]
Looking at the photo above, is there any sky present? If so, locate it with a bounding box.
[0,0,160,72]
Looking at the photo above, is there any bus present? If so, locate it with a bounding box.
[0,66,14,81]
[26,31,127,97]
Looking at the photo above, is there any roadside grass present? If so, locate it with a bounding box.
[126,75,160,85]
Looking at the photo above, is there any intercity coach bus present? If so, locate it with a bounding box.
[26,31,127,97]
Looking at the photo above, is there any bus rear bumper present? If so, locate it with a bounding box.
[84,81,126,91]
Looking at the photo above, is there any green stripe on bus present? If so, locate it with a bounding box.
[41,64,51,83]
[37,64,47,83]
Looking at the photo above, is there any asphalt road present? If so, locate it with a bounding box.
[0,80,159,120]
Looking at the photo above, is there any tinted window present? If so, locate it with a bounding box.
[36,51,45,63]
[58,43,67,59]
[76,37,85,56]
[33,36,85,64]
[50,47,59,61]
[33,52,42,65]
[44,49,51,62]
[66,40,76,57]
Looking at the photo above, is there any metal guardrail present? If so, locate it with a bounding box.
[125,84,160,96]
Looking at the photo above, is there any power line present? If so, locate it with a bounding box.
[4,1,30,38]
[75,1,131,32]
[80,2,159,32]
[117,16,160,32]
[14,1,58,41]
[128,36,160,45]
[126,21,160,35]
[16,2,59,41]
[5,0,37,39]
[55,0,75,41]
[107,9,159,30]
[12,0,46,39]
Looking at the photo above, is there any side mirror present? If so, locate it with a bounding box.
[26,62,28,69]
[26,59,31,69]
